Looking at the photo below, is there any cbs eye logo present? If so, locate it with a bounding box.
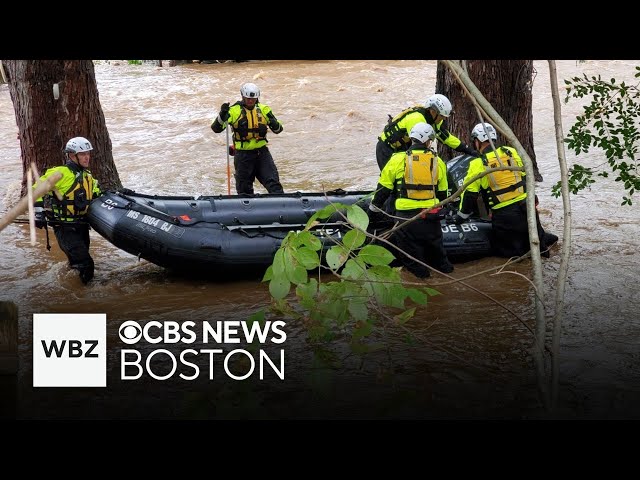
[118,321,142,344]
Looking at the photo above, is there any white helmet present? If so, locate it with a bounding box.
[240,82,260,99]
[409,122,436,143]
[425,94,452,117]
[64,137,93,153]
[471,122,497,142]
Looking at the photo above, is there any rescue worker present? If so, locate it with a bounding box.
[453,122,554,258]
[369,122,454,278]
[376,93,478,170]
[211,82,284,195]
[33,137,101,284]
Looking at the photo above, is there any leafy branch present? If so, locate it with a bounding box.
[258,201,439,380]
[558,69,640,205]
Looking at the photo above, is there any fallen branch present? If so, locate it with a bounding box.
[0,171,62,234]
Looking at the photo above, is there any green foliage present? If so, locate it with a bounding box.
[127,60,143,65]
[260,202,439,368]
[559,68,640,205]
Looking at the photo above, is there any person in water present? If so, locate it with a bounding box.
[369,122,454,278]
[33,136,102,284]
[211,82,284,195]
[376,93,478,170]
[454,122,557,257]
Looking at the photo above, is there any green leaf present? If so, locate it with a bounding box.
[394,307,416,325]
[372,279,393,306]
[346,204,369,231]
[272,248,286,276]
[269,277,291,300]
[262,265,273,282]
[423,287,441,297]
[310,204,340,221]
[281,230,297,248]
[342,228,366,251]
[348,300,369,322]
[326,245,349,270]
[369,264,399,279]
[294,246,321,269]
[389,283,407,309]
[358,244,395,266]
[283,248,308,285]
[341,258,368,280]
[290,265,308,285]
[297,230,322,251]
[406,288,428,305]
[296,278,318,299]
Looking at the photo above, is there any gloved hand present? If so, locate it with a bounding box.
[458,143,480,158]
[453,211,468,225]
[219,102,230,122]
[367,204,384,225]
[258,124,268,137]
[441,203,455,217]
[34,210,47,229]
[444,213,455,224]
[267,113,279,131]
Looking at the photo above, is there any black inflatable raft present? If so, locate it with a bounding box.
[87,186,492,274]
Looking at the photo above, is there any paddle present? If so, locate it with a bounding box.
[226,121,232,195]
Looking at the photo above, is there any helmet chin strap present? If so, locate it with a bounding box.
[67,153,84,169]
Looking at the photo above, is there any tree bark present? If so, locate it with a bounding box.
[3,60,122,194]
[436,60,542,181]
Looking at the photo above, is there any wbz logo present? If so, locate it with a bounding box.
[41,339,99,358]
[33,313,106,387]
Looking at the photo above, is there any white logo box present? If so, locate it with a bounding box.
[33,313,106,387]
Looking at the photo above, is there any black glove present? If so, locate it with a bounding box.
[219,102,230,122]
[367,205,384,225]
[258,124,268,136]
[441,203,454,216]
[267,112,279,131]
[453,212,468,225]
[35,210,47,229]
[457,143,480,158]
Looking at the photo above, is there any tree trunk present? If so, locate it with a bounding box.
[436,60,542,181]
[3,60,122,194]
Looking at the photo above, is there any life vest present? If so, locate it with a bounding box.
[400,148,438,200]
[484,147,525,206]
[380,106,429,150]
[231,102,269,145]
[44,168,98,222]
